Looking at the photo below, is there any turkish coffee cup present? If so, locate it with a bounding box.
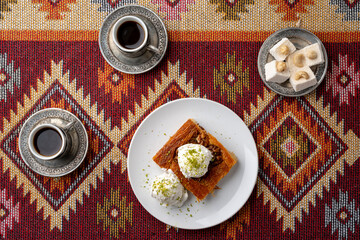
[28,122,73,161]
[112,15,159,57]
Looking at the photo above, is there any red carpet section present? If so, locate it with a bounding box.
[0,1,360,239]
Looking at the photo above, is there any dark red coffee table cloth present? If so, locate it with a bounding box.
[0,1,359,239]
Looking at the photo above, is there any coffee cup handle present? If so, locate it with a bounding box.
[147,45,160,55]
[63,120,75,133]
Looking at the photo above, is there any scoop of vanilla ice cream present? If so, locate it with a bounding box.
[177,144,213,178]
[150,169,188,207]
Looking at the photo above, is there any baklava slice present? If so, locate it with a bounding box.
[153,119,237,201]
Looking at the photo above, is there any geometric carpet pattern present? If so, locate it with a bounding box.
[1,0,360,239]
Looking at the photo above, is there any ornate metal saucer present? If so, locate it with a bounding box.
[99,5,168,74]
[257,27,328,97]
[18,108,88,177]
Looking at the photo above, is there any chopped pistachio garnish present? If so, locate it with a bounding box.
[177,144,213,178]
[150,170,188,207]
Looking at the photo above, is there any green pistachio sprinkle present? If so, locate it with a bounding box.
[152,178,175,197]
[184,149,203,169]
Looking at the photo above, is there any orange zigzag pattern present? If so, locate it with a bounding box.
[32,0,75,20]
[269,0,314,21]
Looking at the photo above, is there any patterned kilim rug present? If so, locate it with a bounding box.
[1,0,360,239]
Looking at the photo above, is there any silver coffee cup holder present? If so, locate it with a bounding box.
[19,108,88,177]
[99,5,168,74]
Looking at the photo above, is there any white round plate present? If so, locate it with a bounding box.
[127,98,258,229]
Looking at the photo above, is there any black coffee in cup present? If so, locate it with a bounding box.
[33,127,62,156]
[117,21,145,50]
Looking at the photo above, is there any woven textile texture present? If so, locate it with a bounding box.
[1,0,360,239]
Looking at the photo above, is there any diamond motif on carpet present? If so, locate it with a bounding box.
[326,54,360,105]
[269,0,314,21]
[330,0,360,21]
[209,0,254,20]
[98,62,135,104]
[0,188,19,238]
[91,0,136,12]
[253,97,346,211]
[0,0,17,19]
[0,53,21,102]
[32,0,75,20]
[262,116,318,178]
[325,190,360,239]
[0,60,122,230]
[214,52,249,103]
[151,0,195,20]
[243,91,360,231]
[1,83,113,209]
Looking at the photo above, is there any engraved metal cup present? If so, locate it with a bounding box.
[28,122,73,161]
[112,15,160,58]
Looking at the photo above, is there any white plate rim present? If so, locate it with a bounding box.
[127,98,258,229]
